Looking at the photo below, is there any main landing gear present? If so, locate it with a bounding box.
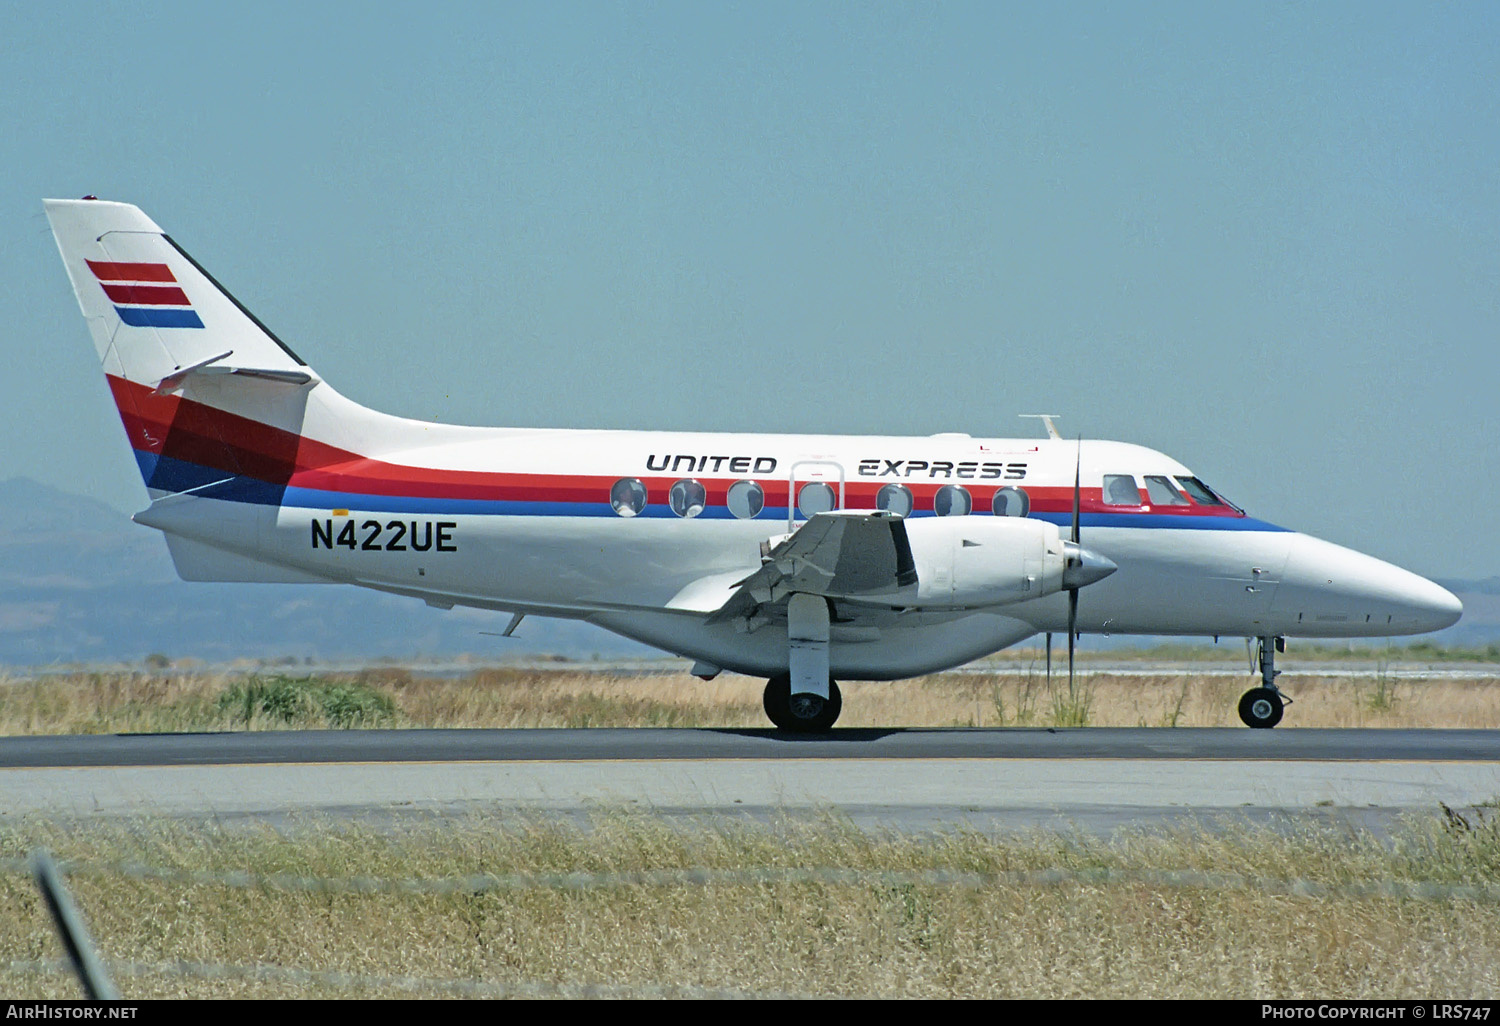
[763,674,843,732]
[1239,635,1288,729]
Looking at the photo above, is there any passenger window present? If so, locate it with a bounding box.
[797,481,836,517]
[669,479,707,518]
[876,483,913,518]
[991,486,1029,517]
[1102,474,1142,506]
[934,484,972,517]
[726,480,764,519]
[610,477,647,517]
[1144,475,1188,506]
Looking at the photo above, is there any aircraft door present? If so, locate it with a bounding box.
[787,460,845,530]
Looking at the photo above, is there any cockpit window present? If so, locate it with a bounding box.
[610,477,647,517]
[1144,475,1189,506]
[1174,476,1236,509]
[1102,474,1142,506]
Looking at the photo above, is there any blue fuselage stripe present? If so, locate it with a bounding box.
[1030,512,1291,533]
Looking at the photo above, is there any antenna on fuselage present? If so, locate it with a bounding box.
[1019,414,1062,440]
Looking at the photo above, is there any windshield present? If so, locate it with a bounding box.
[1174,476,1243,513]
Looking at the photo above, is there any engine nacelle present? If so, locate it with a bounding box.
[902,516,1069,609]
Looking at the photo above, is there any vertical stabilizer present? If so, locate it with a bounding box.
[44,198,309,386]
[44,198,329,499]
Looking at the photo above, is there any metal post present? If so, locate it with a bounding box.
[30,849,119,1000]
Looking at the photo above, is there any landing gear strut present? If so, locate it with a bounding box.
[763,674,842,732]
[1239,635,1286,729]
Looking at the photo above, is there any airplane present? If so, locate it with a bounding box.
[43,197,1463,730]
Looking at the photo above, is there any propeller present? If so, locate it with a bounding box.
[1057,438,1120,700]
[1068,440,1080,698]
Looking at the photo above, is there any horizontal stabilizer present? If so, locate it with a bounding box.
[155,351,318,394]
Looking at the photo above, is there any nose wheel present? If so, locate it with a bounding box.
[1238,687,1284,728]
[763,674,842,732]
[1239,635,1289,728]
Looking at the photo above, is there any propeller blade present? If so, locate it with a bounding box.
[1045,631,1052,686]
[1068,438,1082,698]
[1071,438,1081,544]
[1067,589,1078,697]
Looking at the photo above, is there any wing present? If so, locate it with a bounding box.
[703,510,917,624]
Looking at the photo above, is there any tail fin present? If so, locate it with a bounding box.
[44,198,312,384]
[45,198,327,499]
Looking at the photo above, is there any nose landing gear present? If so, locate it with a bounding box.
[1238,687,1284,729]
[763,674,843,732]
[1239,635,1288,728]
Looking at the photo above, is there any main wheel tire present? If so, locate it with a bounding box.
[763,675,842,732]
[1238,687,1284,729]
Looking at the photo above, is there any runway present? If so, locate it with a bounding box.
[2,725,1498,766]
[3,727,1498,833]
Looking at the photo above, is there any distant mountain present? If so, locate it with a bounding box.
[1430,577,1500,649]
[1439,576,1500,596]
[0,478,650,667]
[0,477,1494,669]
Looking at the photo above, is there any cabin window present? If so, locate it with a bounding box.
[933,484,972,517]
[1102,474,1143,506]
[797,481,837,517]
[876,483,913,517]
[726,479,764,519]
[669,479,707,518]
[610,478,647,517]
[1144,475,1189,505]
[992,486,1029,517]
[1174,475,1239,510]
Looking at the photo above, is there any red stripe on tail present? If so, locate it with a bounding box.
[86,260,177,283]
[99,283,191,306]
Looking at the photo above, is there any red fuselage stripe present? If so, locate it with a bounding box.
[107,375,1243,516]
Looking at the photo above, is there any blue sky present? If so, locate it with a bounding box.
[4,2,1496,578]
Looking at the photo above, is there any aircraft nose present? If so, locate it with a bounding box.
[1276,534,1463,635]
[1409,576,1464,632]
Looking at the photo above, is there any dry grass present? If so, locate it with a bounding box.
[2,809,1497,999]
[3,666,1495,998]
[1,666,1497,734]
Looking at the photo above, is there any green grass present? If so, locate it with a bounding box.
[216,675,396,728]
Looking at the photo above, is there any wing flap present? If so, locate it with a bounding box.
[704,510,916,624]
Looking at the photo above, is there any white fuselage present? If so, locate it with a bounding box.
[135,425,1462,680]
